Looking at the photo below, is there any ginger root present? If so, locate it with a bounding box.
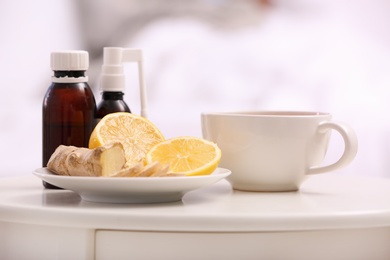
[47,143,175,178]
[47,142,126,177]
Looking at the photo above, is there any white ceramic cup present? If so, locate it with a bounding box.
[201,111,358,192]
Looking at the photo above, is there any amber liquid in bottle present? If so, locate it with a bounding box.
[42,71,96,189]
[96,91,131,120]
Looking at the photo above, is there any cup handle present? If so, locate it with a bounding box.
[308,121,358,175]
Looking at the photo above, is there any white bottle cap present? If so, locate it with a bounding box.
[51,51,89,70]
[51,51,89,83]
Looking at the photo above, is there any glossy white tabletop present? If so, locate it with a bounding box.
[1,174,390,232]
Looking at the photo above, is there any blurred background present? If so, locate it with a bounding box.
[1,0,390,178]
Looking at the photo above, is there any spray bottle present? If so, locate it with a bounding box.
[96,47,148,121]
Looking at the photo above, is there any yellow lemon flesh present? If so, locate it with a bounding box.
[89,112,165,166]
[146,136,221,176]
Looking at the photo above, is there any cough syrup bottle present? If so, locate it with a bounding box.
[42,51,96,189]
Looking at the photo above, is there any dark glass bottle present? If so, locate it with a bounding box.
[42,51,96,189]
[96,91,131,120]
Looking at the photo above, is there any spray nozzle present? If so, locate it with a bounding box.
[100,47,148,118]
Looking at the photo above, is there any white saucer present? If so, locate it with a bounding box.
[33,167,231,204]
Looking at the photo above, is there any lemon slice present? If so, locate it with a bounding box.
[146,136,221,176]
[89,112,165,166]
